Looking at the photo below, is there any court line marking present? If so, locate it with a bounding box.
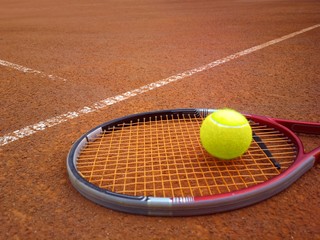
[1,24,319,146]
[0,59,67,82]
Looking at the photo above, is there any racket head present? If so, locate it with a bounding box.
[66,108,319,216]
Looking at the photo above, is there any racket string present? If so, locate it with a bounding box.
[76,114,296,198]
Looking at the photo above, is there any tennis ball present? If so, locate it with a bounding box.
[200,109,252,160]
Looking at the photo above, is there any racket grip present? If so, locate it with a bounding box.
[273,119,320,135]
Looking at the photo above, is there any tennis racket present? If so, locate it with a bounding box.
[67,108,320,216]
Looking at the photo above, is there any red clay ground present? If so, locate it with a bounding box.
[1,0,319,239]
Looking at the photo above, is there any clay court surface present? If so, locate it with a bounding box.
[1,0,319,239]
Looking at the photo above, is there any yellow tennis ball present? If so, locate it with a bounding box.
[200,109,252,160]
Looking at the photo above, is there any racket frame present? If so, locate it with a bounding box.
[67,108,319,216]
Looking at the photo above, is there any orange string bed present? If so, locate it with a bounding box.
[76,114,295,198]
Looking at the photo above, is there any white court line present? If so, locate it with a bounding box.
[1,24,319,146]
[0,59,67,82]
